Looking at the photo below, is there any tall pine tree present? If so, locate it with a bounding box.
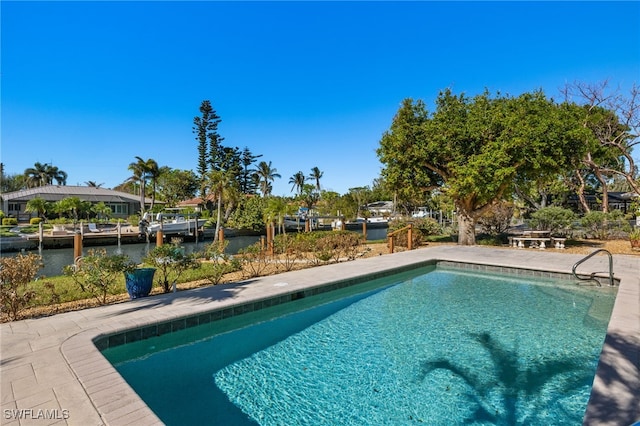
[192,100,223,185]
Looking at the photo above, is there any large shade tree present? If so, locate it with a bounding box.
[563,81,640,203]
[156,168,199,207]
[378,89,587,245]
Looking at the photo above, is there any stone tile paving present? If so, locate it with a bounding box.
[1,246,638,425]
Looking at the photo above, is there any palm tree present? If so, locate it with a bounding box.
[25,197,48,219]
[309,167,323,191]
[289,171,306,195]
[127,157,159,214]
[206,169,237,241]
[127,157,147,214]
[46,165,67,185]
[24,162,50,188]
[144,159,160,211]
[85,181,104,188]
[255,161,281,196]
[91,202,112,222]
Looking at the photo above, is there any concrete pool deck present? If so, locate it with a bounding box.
[1,245,638,425]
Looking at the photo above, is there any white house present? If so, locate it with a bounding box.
[1,185,153,221]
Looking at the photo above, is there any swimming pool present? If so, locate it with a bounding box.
[102,265,616,425]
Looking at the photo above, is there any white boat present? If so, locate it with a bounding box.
[142,213,207,237]
[283,215,317,230]
[345,217,389,229]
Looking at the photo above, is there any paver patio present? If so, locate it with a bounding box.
[1,245,638,425]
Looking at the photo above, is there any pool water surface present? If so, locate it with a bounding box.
[102,266,616,425]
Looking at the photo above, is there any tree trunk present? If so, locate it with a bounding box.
[593,169,609,213]
[574,171,591,213]
[139,181,146,215]
[214,193,222,241]
[457,208,476,245]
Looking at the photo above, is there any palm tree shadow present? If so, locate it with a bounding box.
[418,332,595,424]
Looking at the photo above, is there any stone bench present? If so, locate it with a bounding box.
[509,236,566,249]
[550,237,566,249]
[510,237,551,249]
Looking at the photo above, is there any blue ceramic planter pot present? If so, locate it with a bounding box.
[125,268,156,299]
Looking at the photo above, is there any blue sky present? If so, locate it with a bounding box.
[2,1,639,196]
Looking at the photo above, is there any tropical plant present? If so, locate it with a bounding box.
[63,249,136,305]
[289,171,306,195]
[127,156,160,214]
[264,196,296,234]
[299,184,320,211]
[25,196,48,219]
[255,161,281,196]
[24,162,67,187]
[143,243,200,293]
[204,169,238,241]
[91,202,112,222]
[309,166,323,191]
[128,157,147,213]
[54,197,84,222]
[145,158,160,211]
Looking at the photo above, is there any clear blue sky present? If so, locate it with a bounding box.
[2,1,639,196]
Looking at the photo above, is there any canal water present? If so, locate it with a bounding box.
[2,228,387,278]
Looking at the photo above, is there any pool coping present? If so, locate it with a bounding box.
[1,246,638,425]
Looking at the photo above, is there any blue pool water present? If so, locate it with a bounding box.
[102,266,616,425]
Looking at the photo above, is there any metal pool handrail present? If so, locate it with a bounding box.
[572,249,615,287]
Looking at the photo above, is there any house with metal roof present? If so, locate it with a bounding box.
[1,185,154,222]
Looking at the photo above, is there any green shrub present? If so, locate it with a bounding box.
[2,218,18,226]
[0,253,42,320]
[478,201,514,235]
[313,231,364,263]
[63,249,136,305]
[412,217,444,236]
[200,240,240,285]
[581,210,631,240]
[143,243,200,293]
[48,218,70,225]
[476,233,509,246]
[30,217,43,225]
[128,215,140,228]
[388,220,424,248]
[237,242,271,278]
[528,207,575,236]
